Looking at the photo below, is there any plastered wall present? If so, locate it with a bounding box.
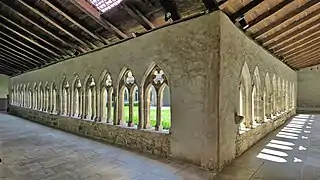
[297,66,320,112]
[0,74,9,110]
[218,12,297,169]
[11,12,221,170]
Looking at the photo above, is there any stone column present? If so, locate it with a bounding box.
[107,89,112,123]
[128,89,134,127]
[155,92,162,131]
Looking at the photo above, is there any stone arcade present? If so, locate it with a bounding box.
[1,0,320,179]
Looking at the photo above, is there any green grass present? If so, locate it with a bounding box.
[105,105,171,130]
[107,106,171,130]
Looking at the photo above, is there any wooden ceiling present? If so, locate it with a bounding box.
[0,0,319,76]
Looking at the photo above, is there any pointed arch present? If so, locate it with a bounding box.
[141,63,170,131]
[264,72,271,120]
[238,62,252,131]
[272,75,277,116]
[50,82,58,113]
[253,66,262,125]
[83,75,97,120]
[60,77,70,116]
[38,82,44,111]
[99,70,114,124]
[72,76,82,118]
[117,67,138,127]
[32,83,38,109]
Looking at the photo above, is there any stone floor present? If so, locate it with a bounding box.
[2,113,320,180]
[217,114,320,180]
[0,113,215,180]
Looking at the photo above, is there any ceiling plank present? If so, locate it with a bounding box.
[246,0,294,29]
[274,30,320,55]
[286,48,320,64]
[266,19,320,49]
[0,36,49,63]
[0,43,44,65]
[0,55,29,70]
[230,0,265,21]
[41,0,103,43]
[0,47,39,67]
[122,3,155,30]
[297,59,320,69]
[0,1,78,52]
[0,52,34,69]
[251,1,319,39]
[284,40,320,59]
[0,61,20,73]
[0,22,61,58]
[0,30,55,61]
[68,0,128,39]
[0,14,70,56]
[261,8,320,44]
[17,0,89,49]
[290,54,320,67]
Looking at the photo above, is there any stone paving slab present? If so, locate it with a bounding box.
[0,113,215,180]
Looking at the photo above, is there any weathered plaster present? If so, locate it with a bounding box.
[218,12,297,169]
[10,12,221,170]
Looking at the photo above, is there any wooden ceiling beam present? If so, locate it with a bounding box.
[274,31,320,55]
[285,49,320,65]
[246,0,294,29]
[0,55,29,71]
[284,40,320,59]
[0,51,34,69]
[261,8,320,44]
[290,54,320,67]
[0,36,49,63]
[0,46,39,67]
[0,30,55,61]
[41,0,104,44]
[0,14,70,56]
[230,0,265,21]
[251,1,319,39]
[266,19,320,48]
[297,59,320,69]
[0,61,21,73]
[0,22,61,58]
[68,0,128,39]
[122,3,155,30]
[17,0,89,50]
[0,1,78,52]
[0,43,44,65]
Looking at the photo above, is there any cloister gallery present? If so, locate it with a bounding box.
[10,62,295,134]
[1,0,320,179]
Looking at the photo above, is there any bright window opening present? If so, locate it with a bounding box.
[89,0,123,12]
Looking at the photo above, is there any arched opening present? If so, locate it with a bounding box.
[28,88,32,108]
[253,67,262,125]
[61,78,70,116]
[45,84,50,112]
[73,77,82,117]
[272,75,277,117]
[142,65,171,131]
[238,62,252,131]
[33,84,38,110]
[51,83,57,113]
[265,73,271,120]
[117,69,138,127]
[277,77,281,114]
[100,73,114,123]
[85,76,96,120]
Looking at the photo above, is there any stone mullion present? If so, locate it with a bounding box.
[138,87,144,130]
[107,88,112,123]
[128,86,134,127]
[118,88,125,125]
[96,88,101,122]
[155,89,163,131]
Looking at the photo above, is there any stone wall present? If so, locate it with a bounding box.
[10,12,221,170]
[0,74,9,110]
[218,13,297,169]
[10,106,170,156]
[297,66,320,113]
[9,11,298,171]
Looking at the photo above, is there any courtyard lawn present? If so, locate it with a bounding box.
[122,106,171,130]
